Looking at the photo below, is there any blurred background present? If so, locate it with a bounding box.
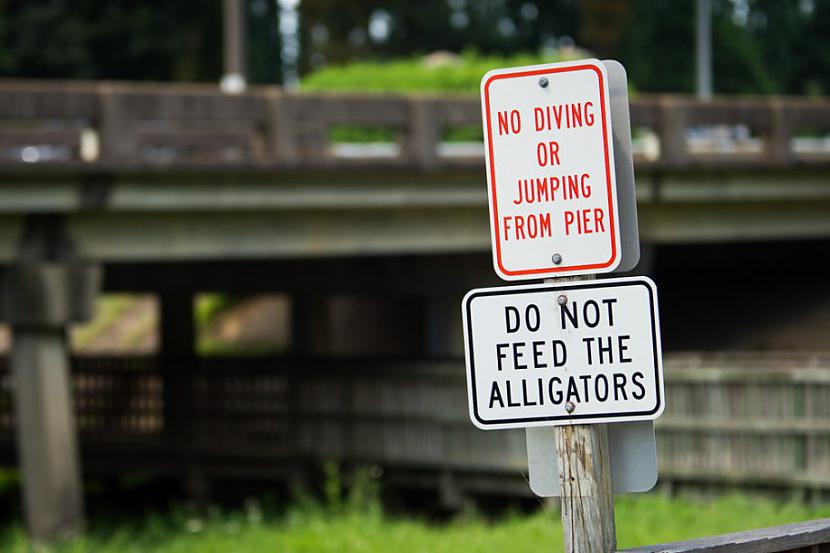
[1,0,830,551]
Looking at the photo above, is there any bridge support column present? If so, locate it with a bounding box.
[3,262,100,542]
[290,294,331,355]
[158,292,203,500]
[424,295,463,357]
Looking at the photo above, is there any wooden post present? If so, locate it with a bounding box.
[555,423,616,552]
[547,275,616,553]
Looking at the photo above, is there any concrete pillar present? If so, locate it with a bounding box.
[3,262,100,542]
[290,294,331,355]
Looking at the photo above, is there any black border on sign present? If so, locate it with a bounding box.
[465,279,661,426]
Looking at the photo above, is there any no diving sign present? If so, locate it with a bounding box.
[481,59,621,280]
[462,277,663,430]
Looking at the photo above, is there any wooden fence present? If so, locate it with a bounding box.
[0,352,829,497]
[0,80,829,170]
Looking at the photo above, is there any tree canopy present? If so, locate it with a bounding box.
[0,0,828,95]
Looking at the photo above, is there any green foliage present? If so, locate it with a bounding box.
[306,51,566,144]
[0,0,280,82]
[3,491,830,552]
[194,294,234,330]
[70,295,137,349]
[298,0,580,72]
[329,125,398,144]
[301,51,568,94]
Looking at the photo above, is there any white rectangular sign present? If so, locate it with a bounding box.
[481,58,621,280]
[462,277,663,430]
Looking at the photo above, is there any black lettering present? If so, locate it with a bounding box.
[619,335,632,363]
[583,336,595,365]
[595,374,609,401]
[613,373,628,401]
[552,340,567,366]
[566,377,581,403]
[496,343,509,370]
[560,302,579,329]
[521,379,537,406]
[512,342,527,370]
[506,381,520,407]
[505,306,520,333]
[579,375,591,402]
[549,377,563,404]
[583,300,600,328]
[525,304,541,332]
[632,371,646,399]
[489,382,505,408]
[537,378,545,405]
[598,336,613,364]
[532,340,547,369]
[602,298,617,326]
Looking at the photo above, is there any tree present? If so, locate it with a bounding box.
[0,0,281,83]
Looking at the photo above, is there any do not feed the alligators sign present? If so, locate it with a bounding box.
[462,277,664,430]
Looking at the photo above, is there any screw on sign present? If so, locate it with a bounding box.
[480,58,621,280]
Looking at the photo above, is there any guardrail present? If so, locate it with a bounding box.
[0,80,829,170]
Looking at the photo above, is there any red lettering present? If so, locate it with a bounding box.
[536,141,560,167]
[497,110,521,135]
[502,214,553,241]
[564,209,607,236]
[594,208,605,232]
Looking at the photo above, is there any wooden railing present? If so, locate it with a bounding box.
[623,518,830,552]
[1,352,830,498]
[0,80,829,171]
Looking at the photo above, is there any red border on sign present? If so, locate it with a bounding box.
[483,63,618,277]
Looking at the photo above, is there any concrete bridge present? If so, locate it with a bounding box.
[1,80,830,541]
[1,80,830,262]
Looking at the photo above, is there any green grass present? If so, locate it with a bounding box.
[2,493,830,552]
[70,295,137,349]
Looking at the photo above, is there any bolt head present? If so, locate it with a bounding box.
[565,401,576,413]
[552,253,563,265]
[539,77,549,88]
[557,294,568,306]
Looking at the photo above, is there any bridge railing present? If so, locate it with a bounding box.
[1,352,830,497]
[0,80,829,170]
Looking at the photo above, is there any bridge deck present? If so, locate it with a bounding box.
[0,82,829,262]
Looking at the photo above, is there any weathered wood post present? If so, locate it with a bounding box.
[555,423,615,551]
[2,217,100,542]
[547,276,616,553]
